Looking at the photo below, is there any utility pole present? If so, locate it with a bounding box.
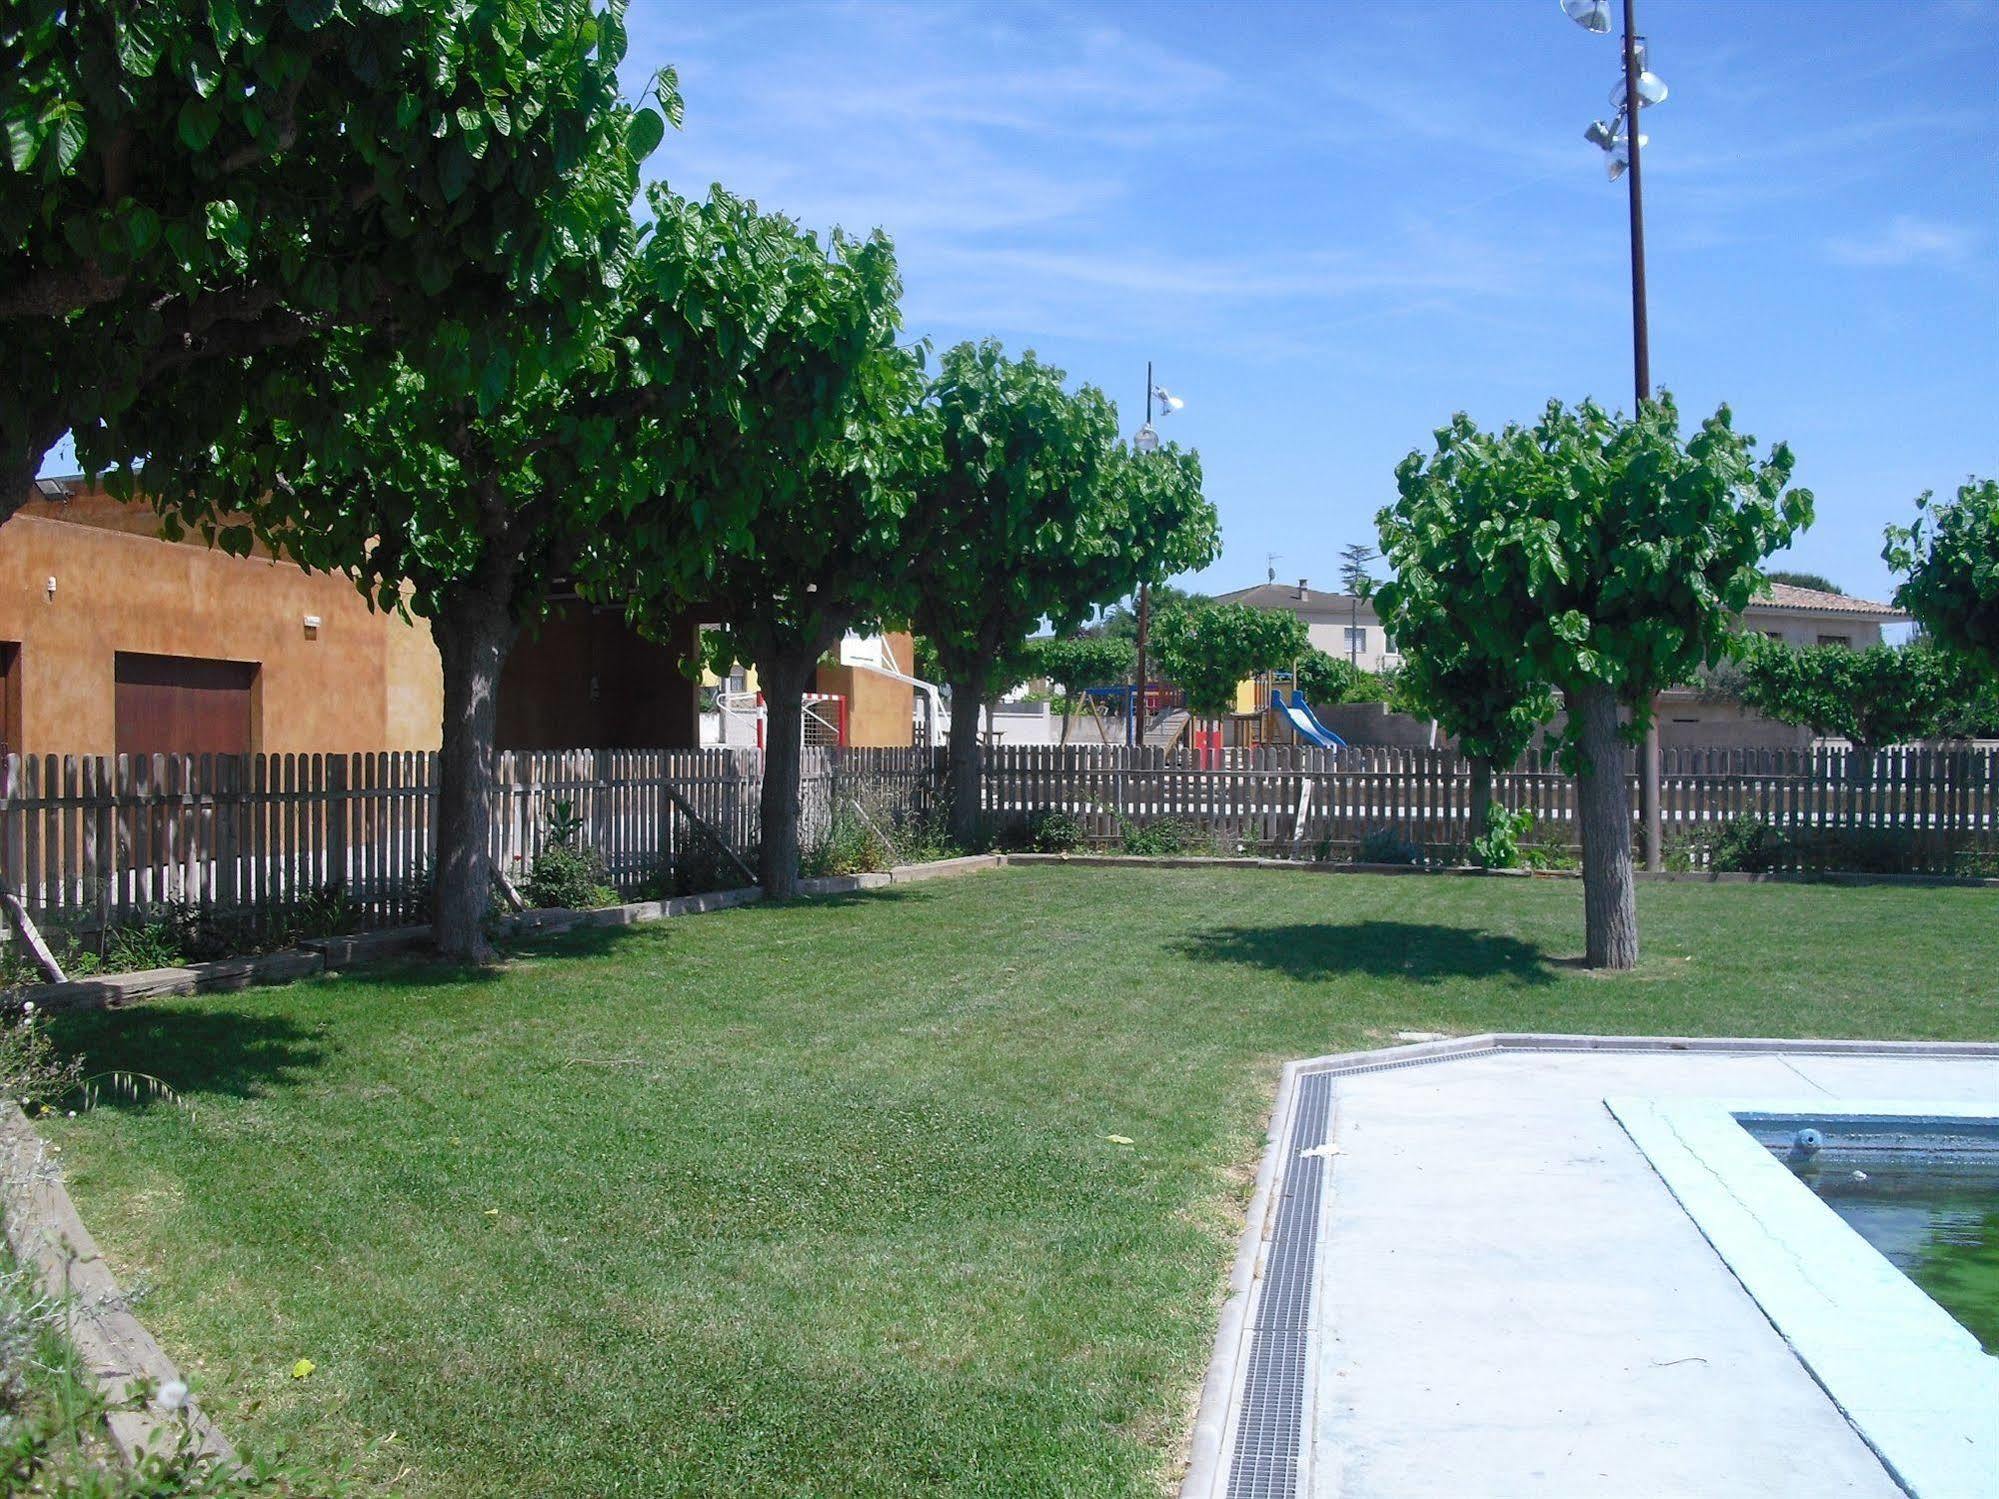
[1622,0,1663,873]
[1132,360,1153,747]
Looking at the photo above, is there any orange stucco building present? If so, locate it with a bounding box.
[1,483,443,756]
[3,483,915,755]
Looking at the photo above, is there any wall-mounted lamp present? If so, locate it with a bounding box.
[302,614,321,639]
[44,576,56,601]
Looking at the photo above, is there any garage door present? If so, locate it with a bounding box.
[114,653,257,756]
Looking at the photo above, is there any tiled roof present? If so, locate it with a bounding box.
[1747,582,1906,618]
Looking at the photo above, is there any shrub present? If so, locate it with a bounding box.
[1357,827,1424,866]
[802,808,892,878]
[1469,805,1534,870]
[1709,815,1786,874]
[1028,809,1088,853]
[1119,817,1208,856]
[521,842,617,910]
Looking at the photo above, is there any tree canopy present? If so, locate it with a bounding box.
[1884,478,1998,680]
[906,341,1216,839]
[1,0,653,518]
[1379,395,1811,968]
[694,330,926,896]
[1030,634,1135,698]
[1292,650,1392,708]
[151,183,902,955]
[1152,601,1309,718]
[1737,639,1997,749]
[1761,569,1844,596]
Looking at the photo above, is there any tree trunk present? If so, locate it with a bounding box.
[756,652,813,899]
[1572,682,1638,970]
[946,676,984,848]
[431,581,518,964]
[3,411,68,529]
[1469,754,1494,842]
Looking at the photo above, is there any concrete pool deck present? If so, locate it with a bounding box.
[1191,1038,1999,1499]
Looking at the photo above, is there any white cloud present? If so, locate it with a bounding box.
[1824,214,1978,267]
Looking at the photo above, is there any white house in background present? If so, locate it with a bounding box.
[1210,579,1405,671]
[1221,576,1913,752]
[1219,576,1906,665]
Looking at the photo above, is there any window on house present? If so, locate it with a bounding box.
[114,653,257,756]
[1816,634,1851,648]
[1344,626,1368,654]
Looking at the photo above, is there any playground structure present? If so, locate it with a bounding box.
[1271,688,1348,750]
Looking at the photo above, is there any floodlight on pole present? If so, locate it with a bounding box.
[1561,0,1611,34]
[1152,385,1184,414]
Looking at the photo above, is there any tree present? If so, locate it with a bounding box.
[1884,478,1999,680]
[908,341,1204,845]
[1337,542,1377,665]
[1029,633,1135,742]
[1152,601,1309,718]
[1737,638,1993,764]
[1379,396,1810,969]
[1762,569,1844,595]
[694,332,924,899]
[1090,584,1211,641]
[2,0,648,521]
[1292,650,1391,709]
[1369,552,1557,838]
[151,186,898,958]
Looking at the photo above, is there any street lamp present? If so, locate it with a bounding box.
[1562,0,1667,871]
[1129,361,1181,745]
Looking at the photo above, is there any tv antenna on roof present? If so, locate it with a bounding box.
[1266,552,1282,583]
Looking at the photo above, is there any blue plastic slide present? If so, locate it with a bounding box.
[1272,690,1347,749]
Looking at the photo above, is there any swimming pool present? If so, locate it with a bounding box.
[1610,1097,1999,1499]
[1743,1116,1999,1355]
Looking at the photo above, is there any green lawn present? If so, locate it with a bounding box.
[41,868,1999,1496]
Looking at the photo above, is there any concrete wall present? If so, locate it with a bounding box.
[0,491,442,755]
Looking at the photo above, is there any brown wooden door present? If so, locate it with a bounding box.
[114,653,256,755]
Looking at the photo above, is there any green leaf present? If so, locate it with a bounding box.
[626,107,665,161]
[287,0,338,28]
[115,15,164,77]
[2,113,36,171]
[178,98,221,152]
[436,142,473,203]
[125,204,162,254]
[50,113,87,171]
[207,0,242,48]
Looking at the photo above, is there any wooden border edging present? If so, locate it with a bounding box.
[2,856,1009,1015]
[1005,852,1999,888]
[1,1103,235,1469]
[1179,1031,1999,1499]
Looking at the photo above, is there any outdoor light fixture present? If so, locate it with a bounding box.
[1561,0,1612,33]
[1584,118,1619,148]
[1152,384,1184,414]
[1133,423,1161,454]
[1607,70,1671,109]
[33,476,69,499]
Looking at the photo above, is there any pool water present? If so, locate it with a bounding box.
[1792,1160,1999,1356]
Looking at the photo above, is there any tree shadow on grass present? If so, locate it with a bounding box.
[47,1007,331,1108]
[1174,921,1558,987]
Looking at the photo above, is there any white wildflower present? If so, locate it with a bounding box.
[156,1379,189,1411]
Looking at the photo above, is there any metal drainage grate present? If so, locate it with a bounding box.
[1225,1069,1334,1499]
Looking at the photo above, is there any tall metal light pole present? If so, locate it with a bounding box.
[1566,0,1667,871]
[1131,362,1180,746]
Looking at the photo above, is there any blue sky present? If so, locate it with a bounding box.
[626,0,1997,605]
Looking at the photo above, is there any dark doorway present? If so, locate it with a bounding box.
[0,642,17,753]
[497,603,701,750]
[114,653,257,755]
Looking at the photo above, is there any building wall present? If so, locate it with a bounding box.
[1741,609,1887,650]
[0,493,442,755]
[815,630,916,747]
